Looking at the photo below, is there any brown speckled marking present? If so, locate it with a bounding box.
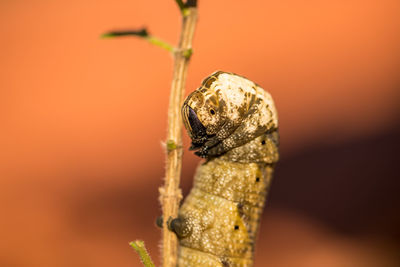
[177,71,279,267]
[221,259,230,267]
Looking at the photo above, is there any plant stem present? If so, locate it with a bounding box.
[159,1,198,267]
[147,36,175,53]
[174,0,185,14]
[129,240,155,267]
[101,29,175,54]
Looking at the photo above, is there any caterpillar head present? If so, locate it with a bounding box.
[182,71,278,158]
[182,86,224,146]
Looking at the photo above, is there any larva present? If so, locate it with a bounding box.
[171,71,279,266]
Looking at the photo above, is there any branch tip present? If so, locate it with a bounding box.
[175,0,197,16]
[101,28,149,39]
[175,0,185,12]
[185,0,197,8]
[129,240,155,267]
[101,28,175,53]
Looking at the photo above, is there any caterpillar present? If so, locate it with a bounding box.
[170,71,279,266]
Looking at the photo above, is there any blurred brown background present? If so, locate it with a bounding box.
[1,0,399,266]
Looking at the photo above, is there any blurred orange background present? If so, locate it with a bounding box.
[1,0,399,266]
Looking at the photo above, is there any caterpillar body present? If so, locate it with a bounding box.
[171,71,279,267]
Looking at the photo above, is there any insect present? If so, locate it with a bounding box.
[171,71,279,266]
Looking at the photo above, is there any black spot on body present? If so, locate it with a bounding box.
[234,225,239,230]
[256,177,260,182]
[261,140,266,145]
[221,259,230,267]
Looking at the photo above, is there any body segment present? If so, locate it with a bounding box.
[176,71,279,266]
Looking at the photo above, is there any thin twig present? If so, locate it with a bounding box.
[129,240,155,267]
[101,29,175,53]
[159,1,198,266]
[174,0,185,14]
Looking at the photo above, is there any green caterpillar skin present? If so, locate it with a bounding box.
[175,71,279,266]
